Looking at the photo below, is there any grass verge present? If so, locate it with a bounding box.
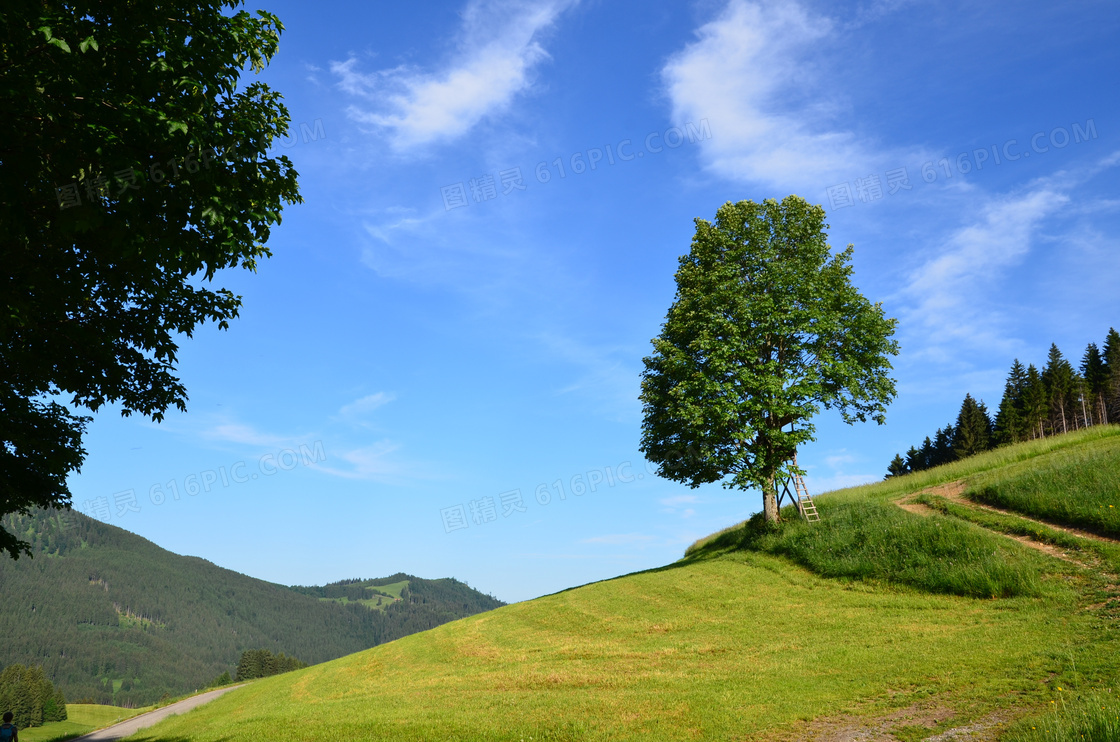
[19,703,149,742]
[915,493,1120,573]
[1002,690,1120,741]
[967,433,1120,539]
[685,500,1049,598]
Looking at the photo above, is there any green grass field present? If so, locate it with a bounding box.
[966,436,1120,539]
[317,579,409,611]
[122,426,1120,741]
[19,703,148,742]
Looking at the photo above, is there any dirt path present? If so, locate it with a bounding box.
[895,480,1118,565]
[776,702,1014,741]
[921,481,1120,546]
[71,685,244,741]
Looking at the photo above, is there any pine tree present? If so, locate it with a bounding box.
[993,359,1029,444]
[904,446,923,473]
[1082,343,1107,426]
[918,437,934,470]
[1023,364,1047,438]
[885,454,908,478]
[952,394,992,459]
[1042,344,1075,435]
[933,424,955,466]
[1104,328,1120,424]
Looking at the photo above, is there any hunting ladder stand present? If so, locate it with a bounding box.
[777,453,820,523]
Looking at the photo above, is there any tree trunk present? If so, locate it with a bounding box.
[762,475,780,523]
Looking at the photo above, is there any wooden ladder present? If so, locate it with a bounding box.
[778,453,821,523]
[791,468,820,523]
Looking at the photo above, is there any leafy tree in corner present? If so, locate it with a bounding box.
[640,196,899,523]
[0,0,302,558]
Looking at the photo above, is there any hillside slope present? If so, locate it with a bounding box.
[0,509,504,706]
[128,427,1120,741]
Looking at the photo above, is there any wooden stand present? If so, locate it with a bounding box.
[776,453,820,523]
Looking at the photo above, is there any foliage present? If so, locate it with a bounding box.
[0,0,302,558]
[0,664,66,729]
[640,196,898,521]
[0,509,505,705]
[206,671,233,688]
[235,650,305,681]
[951,393,992,457]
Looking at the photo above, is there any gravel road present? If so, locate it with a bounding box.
[71,684,244,741]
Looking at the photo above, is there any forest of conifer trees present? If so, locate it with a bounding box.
[886,327,1120,478]
[0,664,67,729]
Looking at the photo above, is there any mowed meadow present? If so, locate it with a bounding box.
[126,427,1120,741]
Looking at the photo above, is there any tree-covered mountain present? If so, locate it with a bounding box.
[0,509,504,706]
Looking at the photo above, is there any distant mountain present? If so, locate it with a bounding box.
[0,509,504,706]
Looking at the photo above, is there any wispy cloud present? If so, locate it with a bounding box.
[658,0,869,189]
[580,533,655,545]
[661,0,917,188]
[332,0,575,152]
[202,421,312,451]
[898,184,1068,359]
[893,152,1120,365]
[338,392,397,419]
[659,494,698,518]
[535,330,642,422]
[314,441,409,481]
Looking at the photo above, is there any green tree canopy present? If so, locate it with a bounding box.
[1104,328,1120,423]
[639,196,899,522]
[993,359,1029,445]
[951,393,992,459]
[1,0,301,558]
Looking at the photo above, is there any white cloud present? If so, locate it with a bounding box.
[332,0,574,151]
[534,330,642,422]
[580,533,655,545]
[899,184,1069,357]
[662,0,916,188]
[338,392,396,419]
[824,452,855,468]
[203,421,308,450]
[659,494,699,518]
[314,441,407,481]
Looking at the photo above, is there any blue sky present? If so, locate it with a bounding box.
[69,0,1119,603]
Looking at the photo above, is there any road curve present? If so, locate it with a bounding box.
[72,684,245,741]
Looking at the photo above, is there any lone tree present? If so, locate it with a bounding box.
[0,0,301,557]
[639,196,898,523]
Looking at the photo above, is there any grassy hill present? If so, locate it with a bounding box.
[121,425,1120,741]
[0,510,504,707]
